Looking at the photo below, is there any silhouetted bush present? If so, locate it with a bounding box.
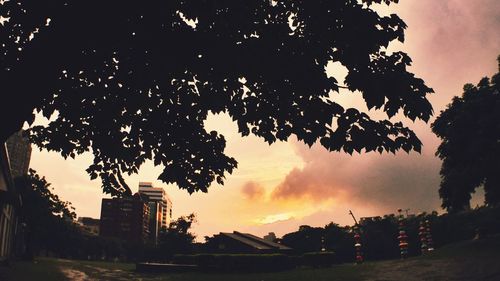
[431,205,500,247]
[172,252,339,272]
[173,253,296,272]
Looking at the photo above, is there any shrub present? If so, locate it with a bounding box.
[172,253,295,272]
[172,252,338,271]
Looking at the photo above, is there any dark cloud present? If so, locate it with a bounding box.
[241,181,266,200]
[271,140,443,214]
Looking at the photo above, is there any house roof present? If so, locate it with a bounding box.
[218,231,292,251]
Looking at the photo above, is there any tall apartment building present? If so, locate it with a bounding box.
[6,131,32,178]
[138,182,173,244]
[99,193,150,244]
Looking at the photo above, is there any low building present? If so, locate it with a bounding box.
[99,194,150,244]
[77,217,100,236]
[209,231,292,254]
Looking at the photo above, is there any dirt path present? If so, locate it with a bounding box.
[59,267,90,281]
[56,259,143,281]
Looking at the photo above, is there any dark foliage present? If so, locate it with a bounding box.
[323,223,355,262]
[1,0,432,196]
[432,55,500,211]
[430,205,500,246]
[281,224,353,262]
[280,206,500,263]
[281,225,325,253]
[145,213,197,261]
[360,214,426,260]
[359,215,400,260]
[14,169,77,259]
[14,170,130,261]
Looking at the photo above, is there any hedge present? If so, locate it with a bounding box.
[172,252,336,272]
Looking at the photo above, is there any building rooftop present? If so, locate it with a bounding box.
[218,231,292,251]
[138,182,172,204]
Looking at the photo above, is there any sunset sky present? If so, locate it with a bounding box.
[28,0,500,241]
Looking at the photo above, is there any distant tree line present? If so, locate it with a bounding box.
[279,206,500,263]
[151,206,500,264]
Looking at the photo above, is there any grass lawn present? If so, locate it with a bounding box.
[1,258,373,281]
[0,258,374,281]
[1,236,499,281]
[0,258,68,281]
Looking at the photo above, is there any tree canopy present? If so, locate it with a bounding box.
[432,56,500,212]
[157,213,197,255]
[1,0,433,196]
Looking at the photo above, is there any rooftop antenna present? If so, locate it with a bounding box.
[349,210,359,226]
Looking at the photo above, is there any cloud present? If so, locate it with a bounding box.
[255,213,294,225]
[241,181,266,200]
[271,140,443,214]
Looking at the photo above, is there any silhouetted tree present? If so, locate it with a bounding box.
[281,225,325,253]
[360,215,399,260]
[14,169,77,259]
[323,223,355,262]
[1,1,433,196]
[154,214,197,259]
[432,55,500,212]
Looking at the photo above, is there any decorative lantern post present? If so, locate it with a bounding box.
[397,209,409,259]
[418,220,428,254]
[425,219,434,252]
[349,210,363,264]
[354,227,363,264]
